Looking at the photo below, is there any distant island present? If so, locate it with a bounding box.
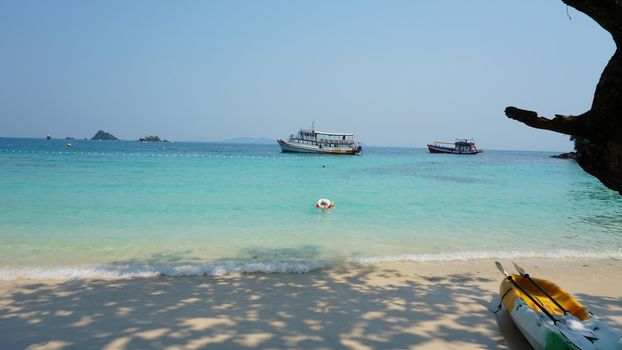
[91,130,119,141]
[220,137,274,144]
[138,136,169,142]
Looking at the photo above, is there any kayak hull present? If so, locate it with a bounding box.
[500,275,622,350]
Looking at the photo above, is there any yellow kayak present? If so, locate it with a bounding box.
[497,262,621,350]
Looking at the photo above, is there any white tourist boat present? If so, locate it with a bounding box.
[277,125,362,155]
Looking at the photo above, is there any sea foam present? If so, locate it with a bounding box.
[0,259,328,280]
[348,249,622,264]
[1,249,621,280]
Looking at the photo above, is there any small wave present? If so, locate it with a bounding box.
[348,249,622,264]
[3,249,621,280]
[0,259,328,280]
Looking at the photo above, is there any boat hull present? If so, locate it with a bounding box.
[277,140,361,155]
[427,144,480,154]
[500,275,622,350]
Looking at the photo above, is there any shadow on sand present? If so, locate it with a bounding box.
[0,261,552,349]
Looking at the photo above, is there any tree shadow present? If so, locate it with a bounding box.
[575,292,622,334]
[0,259,546,350]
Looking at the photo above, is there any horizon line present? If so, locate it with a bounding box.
[0,135,574,154]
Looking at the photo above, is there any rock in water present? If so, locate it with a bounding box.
[138,136,162,142]
[551,152,577,160]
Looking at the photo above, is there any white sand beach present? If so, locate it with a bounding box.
[1,258,621,350]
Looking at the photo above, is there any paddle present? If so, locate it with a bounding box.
[495,261,594,349]
[512,262,570,315]
[512,262,598,341]
[495,261,558,324]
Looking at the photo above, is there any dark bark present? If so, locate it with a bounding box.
[505,1,622,195]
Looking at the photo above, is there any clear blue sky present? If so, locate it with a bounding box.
[0,1,614,150]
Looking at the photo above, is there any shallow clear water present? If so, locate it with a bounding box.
[1,138,621,279]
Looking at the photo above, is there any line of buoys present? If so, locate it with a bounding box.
[0,149,310,161]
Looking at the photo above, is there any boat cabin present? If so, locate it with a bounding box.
[291,130,355,147]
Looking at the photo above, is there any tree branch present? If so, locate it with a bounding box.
[504,106,589,138]
[562,0,622,45]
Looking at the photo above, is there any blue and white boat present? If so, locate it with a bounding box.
[277,125,362,155]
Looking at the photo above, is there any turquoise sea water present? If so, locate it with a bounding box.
[1,138,621,279]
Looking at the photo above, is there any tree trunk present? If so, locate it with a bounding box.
[505,0,622,195]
